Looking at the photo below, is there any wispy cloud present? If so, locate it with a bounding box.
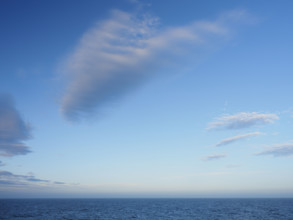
[0,161,4,166]
[60,9,251,120]
[0,94,32,157]
[203,154,226,161]
[0,170,63,186]
[216,132,262,147]
[54,181,65,185]
[256,143,293,157]
[207,112,279,130]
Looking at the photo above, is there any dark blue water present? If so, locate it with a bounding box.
[1,198,293,219]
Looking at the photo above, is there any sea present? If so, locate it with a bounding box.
[1,198,293,219]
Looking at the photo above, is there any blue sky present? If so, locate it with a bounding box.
[1,0,293,198]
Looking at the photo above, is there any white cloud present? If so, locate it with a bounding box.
[60,9,250,120]
[203,154,226,161]
[216,132,262,147]
[0,94,32,157]
[256,143,293,157]
[207,112,279,130]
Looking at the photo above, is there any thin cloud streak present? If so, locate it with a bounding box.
[0,94,32,157]
[208,112,279,130]
[0,170,64,186]
[60,9,251,120]
[256,143,293,157]
[216,132,262,147]
[203,154,226,161]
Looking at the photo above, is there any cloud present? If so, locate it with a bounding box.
[216,132,262,147]
[26,178,49,183]
[256,143,293,157]
[203,154,226,161]
[0,180,19,185]
[0,94,32,157]
[0,161,4,166]
[54,181,65,185]
[60,9,251,120]
[0,170,30,185]
[0,170,62,186]
[207,112,279,130]
[0,143,31,157]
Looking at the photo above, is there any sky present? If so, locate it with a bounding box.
[1,0,293,198]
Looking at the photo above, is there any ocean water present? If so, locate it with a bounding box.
[1,198,293,219]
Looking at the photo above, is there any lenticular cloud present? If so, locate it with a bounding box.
[60,9,249,121]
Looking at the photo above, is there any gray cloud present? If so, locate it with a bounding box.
[0,180,19,185]
[256,143,293,157]
[216,132,262,147]
[0,170,14,176]
[203,154,226,161]
[0,94,32,157]
[0,143,31,157]
[60,9,250,120]
[0,170,62,186]
[26,178,49,183]
[208,112,279,130]
[54,181,65,185]
[0,170,30,186]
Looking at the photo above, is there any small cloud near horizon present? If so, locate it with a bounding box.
[0,170,65,186]
[256,143,293,157]
[203,154,226,161]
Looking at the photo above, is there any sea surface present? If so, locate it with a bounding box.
[1,198,293,219]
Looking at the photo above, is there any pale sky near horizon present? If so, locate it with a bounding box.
[1,0,293,198]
